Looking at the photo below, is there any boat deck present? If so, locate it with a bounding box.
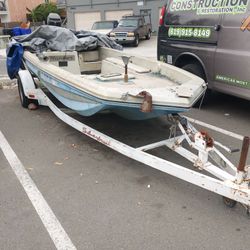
[23,47,206,108]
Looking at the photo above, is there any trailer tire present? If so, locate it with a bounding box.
[17,75,30,108]
[222,196,237,208]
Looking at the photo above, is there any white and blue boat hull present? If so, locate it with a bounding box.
[22,48,206,120]
[25,60,188,120]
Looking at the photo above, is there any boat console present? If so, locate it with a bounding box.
[41,49,152,78]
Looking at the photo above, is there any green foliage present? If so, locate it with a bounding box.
[26,2,59,22]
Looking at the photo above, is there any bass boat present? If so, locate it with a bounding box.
[8,26,206,120]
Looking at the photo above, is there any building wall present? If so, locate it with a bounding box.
[8,0,43,22]
[7,0,56,22]
[66,0,166,32]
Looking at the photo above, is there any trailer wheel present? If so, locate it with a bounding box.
[17,75,30,108]
[133,35,139,47]
[223,196,237,208]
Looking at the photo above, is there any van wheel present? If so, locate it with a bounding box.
[182,63,204,79]
[182,63,210,107]
[145,31,151,40]
[133,35,139,47]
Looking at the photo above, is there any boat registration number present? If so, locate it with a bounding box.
[48,55,75,62]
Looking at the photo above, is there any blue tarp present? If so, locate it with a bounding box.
[6,43,24,79]
[12,27,32,36]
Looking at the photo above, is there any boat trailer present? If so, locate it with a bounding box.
[17,70,250,212]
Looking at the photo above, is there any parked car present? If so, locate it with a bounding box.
[91,20,118,35]
[109,15,152,47]
[158,0,250,101]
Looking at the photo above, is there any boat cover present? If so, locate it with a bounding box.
[7,25,123,79]
[14,25,123,52]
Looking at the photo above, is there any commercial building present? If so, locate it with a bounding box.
[63,0,165,32]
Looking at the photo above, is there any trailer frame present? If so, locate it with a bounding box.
[18,69,250,211]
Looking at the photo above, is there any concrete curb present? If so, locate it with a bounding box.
[0,76,17,89]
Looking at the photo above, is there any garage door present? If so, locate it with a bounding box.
[74,12,101,31]
[105,10,133,21]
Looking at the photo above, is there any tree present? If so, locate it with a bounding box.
[26,2,59,23]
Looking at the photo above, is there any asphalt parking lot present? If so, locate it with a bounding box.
[1,36,250,250]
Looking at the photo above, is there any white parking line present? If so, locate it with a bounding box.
[0,130,77,250]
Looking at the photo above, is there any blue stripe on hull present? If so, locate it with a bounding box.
[26,60,188,120]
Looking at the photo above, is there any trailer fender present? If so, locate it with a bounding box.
[18,70,36,97]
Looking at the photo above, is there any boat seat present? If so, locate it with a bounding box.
[79,61,102,74]
[78,50,102,74]
[104,57,151,74]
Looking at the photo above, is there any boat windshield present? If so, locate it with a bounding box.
[118,19,138,27]
[92,22,114,30]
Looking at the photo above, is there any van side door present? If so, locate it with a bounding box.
[214,4,250,100]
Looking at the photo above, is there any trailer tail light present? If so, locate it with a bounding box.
[159,6,166,26]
